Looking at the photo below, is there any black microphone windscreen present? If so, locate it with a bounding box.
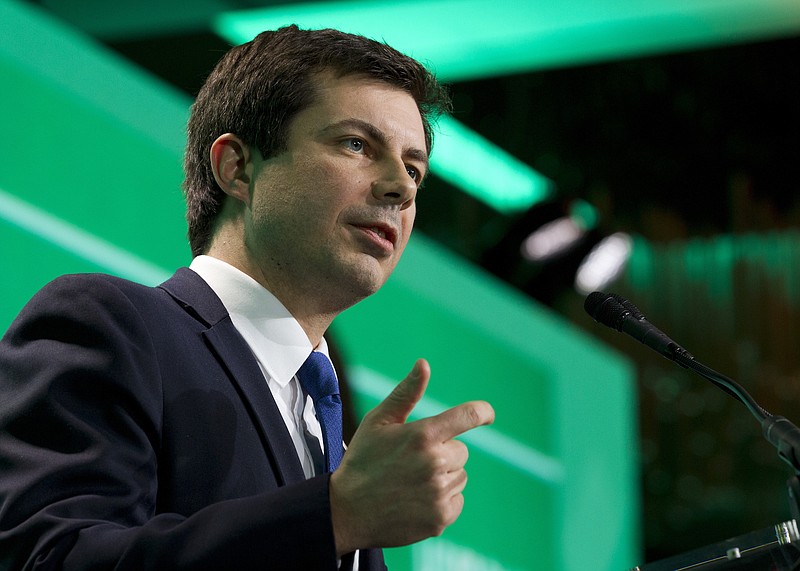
[584,291,628,331]
[609,293,645,320]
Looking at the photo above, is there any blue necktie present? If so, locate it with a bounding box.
[296,351,344,472]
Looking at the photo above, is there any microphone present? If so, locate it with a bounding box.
[583,291,692,362]
[584,291,800,487]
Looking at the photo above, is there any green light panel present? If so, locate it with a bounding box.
[0,0,191,323]
[0,189,171,286]
[216,0,800,82]
[1,1,639,569]
[627,231,800,305]
[432,115,552,212]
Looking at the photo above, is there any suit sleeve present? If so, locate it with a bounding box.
[0,275,339,571]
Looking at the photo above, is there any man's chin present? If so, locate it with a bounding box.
[337,260,393,301]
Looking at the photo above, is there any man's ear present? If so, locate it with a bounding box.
[209,133,254,206]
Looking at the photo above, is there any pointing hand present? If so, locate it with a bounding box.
[330,359,495,554]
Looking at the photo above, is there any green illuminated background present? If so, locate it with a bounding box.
[15,0,800,568]
[0,0,636,568]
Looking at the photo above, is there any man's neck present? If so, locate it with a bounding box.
[201,249,337,347]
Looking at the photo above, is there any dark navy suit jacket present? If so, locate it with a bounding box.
[0,268,386,570]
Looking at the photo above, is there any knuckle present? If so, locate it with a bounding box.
[416,422,438,445]
[360,408,377,425]
[428,494,463,537]
[429,509,448,537]
[407,424,438,455]
[431,450,454,476]
[431,470,449,492]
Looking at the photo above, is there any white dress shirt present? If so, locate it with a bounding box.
[189,255,325,478]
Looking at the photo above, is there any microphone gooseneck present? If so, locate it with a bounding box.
[585,291,800,476]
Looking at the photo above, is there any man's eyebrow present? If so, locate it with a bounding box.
[322,118,429,172]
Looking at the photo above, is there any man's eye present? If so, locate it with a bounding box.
[345,138,365,152]
[406,165,420,182]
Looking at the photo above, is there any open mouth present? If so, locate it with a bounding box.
[352,222,397,247]
[350,222,398,253]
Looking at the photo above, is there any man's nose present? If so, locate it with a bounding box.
[371,160,417,210]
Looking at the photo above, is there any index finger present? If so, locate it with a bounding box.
[422,400,495,442]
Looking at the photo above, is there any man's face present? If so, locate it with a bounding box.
[244,72,428,312]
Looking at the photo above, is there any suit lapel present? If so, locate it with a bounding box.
[159,268,306,486]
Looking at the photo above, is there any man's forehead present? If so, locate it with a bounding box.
[310,71,414,105]
[304,72,427,150]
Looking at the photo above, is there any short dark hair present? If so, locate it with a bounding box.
[183,25,451,257]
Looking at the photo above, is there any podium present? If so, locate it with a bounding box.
[631,520,800,570]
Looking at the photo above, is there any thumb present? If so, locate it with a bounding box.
[369,359,430,425]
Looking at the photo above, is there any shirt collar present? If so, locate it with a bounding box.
[189,255,326,387]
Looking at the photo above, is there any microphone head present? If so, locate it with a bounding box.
[584,291,630,332]
[585,291,692,361]
[609,293,645,320]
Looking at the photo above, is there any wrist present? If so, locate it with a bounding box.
[329,470,360,556]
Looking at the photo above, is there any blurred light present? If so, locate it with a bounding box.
[520,199,598,262]
[574,232,633,295]
[432,115,552,213]
[569,198,599,230]
[521,217,585,262]
[215,0,800,83]
[0,187,171,286]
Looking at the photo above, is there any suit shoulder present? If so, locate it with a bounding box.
[7,273,174,336]
[35,272,169,305]
[45,272,154,293]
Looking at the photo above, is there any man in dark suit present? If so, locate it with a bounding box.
[0,25,494,570]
